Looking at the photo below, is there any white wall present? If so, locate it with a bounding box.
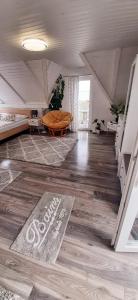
[63,67,88,77]
[78,50,118,124]
[115,46,138,103]
[0,59,62,110]
[0,61,46,107]
[85,46,138,104]
[0,76,23,106]
[47,61,63,97]
[75,47,138,126]
[0,46,137,124]
[121,54,138,154]
[85,49,120,100]
[92,76,113,125]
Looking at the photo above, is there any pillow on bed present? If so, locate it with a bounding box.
[0,113,8,120]
[0,113,15,121]
[15,114,28,121]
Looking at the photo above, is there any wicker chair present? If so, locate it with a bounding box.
[41,110,73,136]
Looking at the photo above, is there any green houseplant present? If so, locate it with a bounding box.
[110,103,125,123]
[49,74,65,110]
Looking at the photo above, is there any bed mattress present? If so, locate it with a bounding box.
[0,119,28,133]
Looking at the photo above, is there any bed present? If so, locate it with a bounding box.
[0,108,32,141]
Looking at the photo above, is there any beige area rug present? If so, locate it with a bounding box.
[0,168,21,192]
[0,134,77,166]
[0,285,24,300]
[11,192,75,264]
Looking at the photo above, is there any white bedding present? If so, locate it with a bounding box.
[0,119,28,133]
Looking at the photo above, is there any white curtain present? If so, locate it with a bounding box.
[88,76,93,130]
[63,76,79,132]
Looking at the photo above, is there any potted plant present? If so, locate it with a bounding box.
[92,119,105,134]
[110,103,125,123]
[49,74,65,110]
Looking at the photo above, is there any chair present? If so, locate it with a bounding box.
[41,110,73,136]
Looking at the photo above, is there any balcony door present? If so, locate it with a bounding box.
[78,78,91,130]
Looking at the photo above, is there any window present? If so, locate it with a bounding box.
[78,79,90,129]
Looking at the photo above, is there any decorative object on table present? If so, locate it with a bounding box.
[28,118,42,134]
[41,110,73,136]
[110,103,125,123]
[0,134,77,166]
[92,119,105,134]
[49,74,65,110]
[11,191,75,264]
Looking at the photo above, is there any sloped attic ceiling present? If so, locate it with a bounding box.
[0,0,138,108]
[0,0,138,68]
[0,59,62,106]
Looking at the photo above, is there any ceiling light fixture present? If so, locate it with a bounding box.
[22,38,48,51]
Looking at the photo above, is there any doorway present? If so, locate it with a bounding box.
[78,78,90,130]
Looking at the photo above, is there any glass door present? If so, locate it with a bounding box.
[78,79,90,130]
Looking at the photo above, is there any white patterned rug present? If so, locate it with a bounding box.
[0,285,24,300]
[0,168,21,192]
[0,134,77,166]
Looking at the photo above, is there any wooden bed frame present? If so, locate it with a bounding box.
[0,108,32,141]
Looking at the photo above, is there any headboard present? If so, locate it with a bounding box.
[0,108,32,118]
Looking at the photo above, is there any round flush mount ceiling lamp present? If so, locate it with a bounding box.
[22,38,48,51]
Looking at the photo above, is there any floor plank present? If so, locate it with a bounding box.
[0,262,33,299]
[0,131,138,299]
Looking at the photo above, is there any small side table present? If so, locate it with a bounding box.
[28,118,42,134]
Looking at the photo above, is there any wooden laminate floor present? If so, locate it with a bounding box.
[0,131,138,300]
